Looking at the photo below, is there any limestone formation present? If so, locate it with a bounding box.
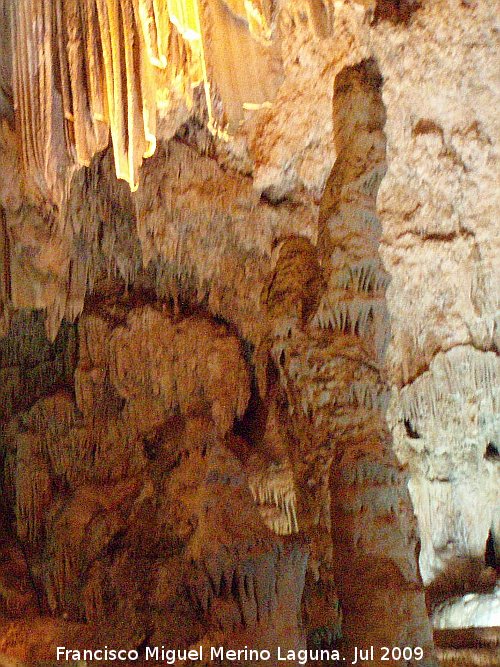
[0,1,498,665]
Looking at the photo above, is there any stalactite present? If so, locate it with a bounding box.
[261,236,324,323]
[329,259,389,293]
[15,442,52,545]
[0,367,20,422]
[188,541,307,631]
[392,346,500,438]
[83,561,108,623]
[135,0,168,68]
[65,0,101,166]
[8,0,280,199]
[347,382,390,412]
[42,419,146,488]
[0,312,76,422]
[24,391,78,438]
[311,295,387,338]
[49,539,79,612]
[248,461,299,536]
[0,206,11,337]
[0,312,50,368]
[1,448,17,514]
[83,0,108,125]
[305,0,335,39]
[11,0,75,206]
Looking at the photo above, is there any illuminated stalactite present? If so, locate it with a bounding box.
[8,0,281,198]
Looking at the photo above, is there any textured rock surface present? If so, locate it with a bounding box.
[373,0,499,588]
[432,585,500,629]
[0,298,309,663]
[0,0,498,665]
[375,0,499,386]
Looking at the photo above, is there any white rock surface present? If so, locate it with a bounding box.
[433,585,500,629]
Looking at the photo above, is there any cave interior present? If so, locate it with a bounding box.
[0,1,498,666]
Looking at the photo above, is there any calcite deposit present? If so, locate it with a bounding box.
[0,0,498,666]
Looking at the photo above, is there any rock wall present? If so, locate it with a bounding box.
[372,0,499,586]
[1,298,309,663]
